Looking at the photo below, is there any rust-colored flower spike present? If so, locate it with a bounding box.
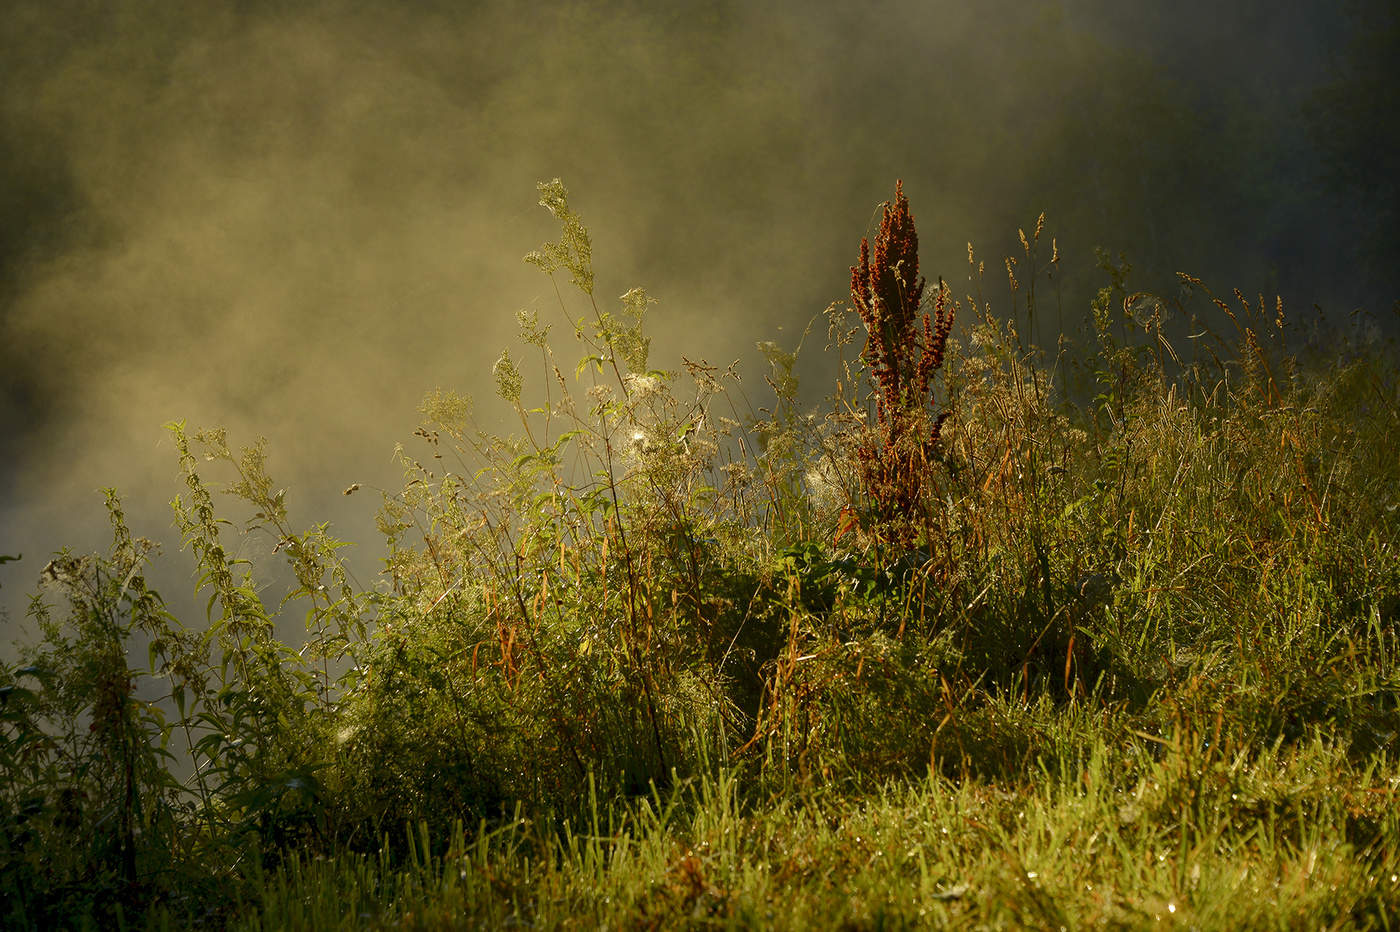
[851,180,927,415]
[925,280,954,381]
[848,182,957,542]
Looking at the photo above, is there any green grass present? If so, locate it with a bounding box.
[2,180,1397,930]
[239,740,1397,930]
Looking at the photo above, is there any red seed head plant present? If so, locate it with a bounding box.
[849,181,955,542]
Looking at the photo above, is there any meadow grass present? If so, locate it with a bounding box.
[2,181,1397,930]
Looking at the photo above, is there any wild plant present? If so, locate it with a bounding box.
[338,180,793,824]
[846,181,956,547]
[166,424,335,851]
[2,495,186,926]
[1,448,357,926]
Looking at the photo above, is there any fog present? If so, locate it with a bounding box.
[2,0,1395,639]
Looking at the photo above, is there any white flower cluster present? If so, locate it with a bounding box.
[804,458,846,516]
[625,373,663,398]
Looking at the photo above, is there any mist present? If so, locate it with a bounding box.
[2,0,1395,637]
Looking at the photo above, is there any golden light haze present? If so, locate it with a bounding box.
[0,0,1389,633]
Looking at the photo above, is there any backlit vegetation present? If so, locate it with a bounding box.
[2,181,1397,929]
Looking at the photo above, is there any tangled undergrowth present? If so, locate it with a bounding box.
[2,181,1397,929]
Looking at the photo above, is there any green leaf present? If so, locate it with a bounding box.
[194,733,226,759]
[0,684,36,707]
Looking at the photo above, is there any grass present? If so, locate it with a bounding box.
[2,179,1397,930]
[240,740,1396,930]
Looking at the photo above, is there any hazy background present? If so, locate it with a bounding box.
[2,0,1396,638]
